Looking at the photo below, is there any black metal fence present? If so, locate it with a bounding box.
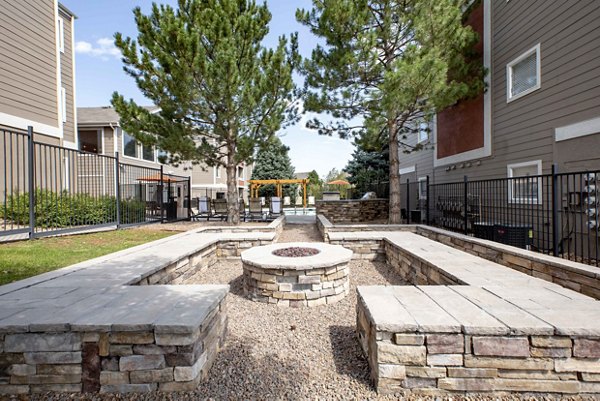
[1,127,191,241]
[346,168,599,266]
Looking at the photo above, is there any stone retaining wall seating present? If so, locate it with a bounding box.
[316,199,389,224]
[318,215,600,395]
[241,242,352,307]
[0,218,285,395]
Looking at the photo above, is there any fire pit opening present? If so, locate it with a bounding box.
[272,247,321,258]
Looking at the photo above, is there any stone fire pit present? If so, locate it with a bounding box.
[241,242,353,307]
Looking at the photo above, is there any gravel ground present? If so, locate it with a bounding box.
[23,224,595,400]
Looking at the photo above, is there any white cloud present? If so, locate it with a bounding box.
[75,38,121,61]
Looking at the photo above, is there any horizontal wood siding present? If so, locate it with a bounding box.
[0,0,59,129]
[59,9,75,143]
[432,0,600,184]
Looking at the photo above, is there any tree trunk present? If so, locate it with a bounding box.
[388,118,401,224]
[226,144,240,225]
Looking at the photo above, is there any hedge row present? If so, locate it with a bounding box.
[0,190,147,228]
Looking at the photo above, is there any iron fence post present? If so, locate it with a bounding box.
[426,175,430,226]
[406,178,410,224]
[160,165,165,223]
[27,126,35,239]
[187,176,192,220]
[463,175,468,235]
[115,152,121,228]
[551,164,559,256]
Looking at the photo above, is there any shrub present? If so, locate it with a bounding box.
[0,190,149,228]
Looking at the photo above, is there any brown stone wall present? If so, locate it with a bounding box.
[316,200,389,224]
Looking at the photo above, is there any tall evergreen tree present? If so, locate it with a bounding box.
[250,136,295,198]
[297,0,484,223]
[112,0,299,224]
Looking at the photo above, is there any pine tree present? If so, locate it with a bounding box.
[250,136,295,198]
[112,0,299,224]
[297,0,484,223]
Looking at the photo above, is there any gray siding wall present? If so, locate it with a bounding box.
[432,0,600,184]
[0,0,59,130]
[59,9,76,143]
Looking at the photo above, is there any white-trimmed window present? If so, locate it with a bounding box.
[123,131,158,162]
[123,131,139,158]
[142,144,155,162]
[417,121,429,144]
[57,17,65,53]
[507,160,542,204]
[507,44,541,102]
[60,87,67,122]
[215,166,221,179]
[418,177,428,200]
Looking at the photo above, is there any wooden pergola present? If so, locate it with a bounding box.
[249,179,310,208]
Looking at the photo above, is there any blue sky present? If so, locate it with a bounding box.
[63,0,355,178]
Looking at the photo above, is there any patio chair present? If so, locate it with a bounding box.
[212,199,228,221]
[248,198,264,221]
[269,197,282,220]
[191,197,213,221]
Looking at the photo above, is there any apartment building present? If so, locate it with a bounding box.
[399,0,600,185]
[77,106,252,202]
[0,0,77,146]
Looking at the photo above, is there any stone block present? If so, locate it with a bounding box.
[530,347,571,358]
[4,333,81,352]
[531,336,572,348]
[155,331,199,346]
[447,367,496,378]
[377,344,426,365]
[405,366,446,378]
[402,377,437,389]
[100,383,157,393]
[100,371,129,386]
[37,365,82,375]
[307,298,327,307]
[426,334,464,354]
[119,355,166,372]
[11,374,81,385]
[98,333,109,357]
[378,364,406,379]
[497,369,576,380]
[574,338,600,358]
[101,357,119,371]
[582,373,600,382]
[174,351,208,382]
[555,358,600,373]
[24,352,82,365]
[298,275,321,285]
[130,368,174,383]
[110,332,155,345]
[7,364,36,376]
[472,336,529,357]
[133,344,177,355]
[464,356,553,370]
[427,353,463,366]
[30,384,81,393]
[0,385,29,395]
[109,345,133,356]
[495,378,579,393]
[438,378,495,392]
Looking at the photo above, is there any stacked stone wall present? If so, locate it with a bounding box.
[316,200,389,224]
[357,299,600,395]
[0,297,227,395]
[417,226,600,300]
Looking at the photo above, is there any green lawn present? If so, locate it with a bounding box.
[0,228,176,285]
